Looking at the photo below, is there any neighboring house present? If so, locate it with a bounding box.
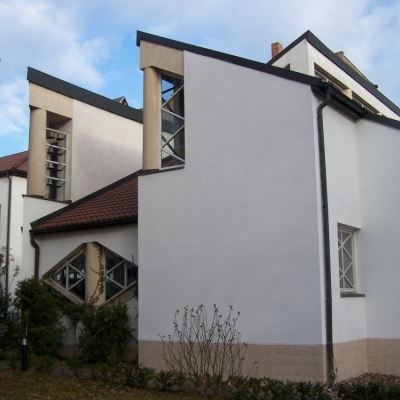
[135,30,400,385]
[30,172,139,359]
[21,68,143,286]
[0,151,28,295]
[268,31,400,120]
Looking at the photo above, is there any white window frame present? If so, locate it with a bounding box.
[160,74,185,170]
[338,224,357,292]
[51,248,86,302]
[103,248,138,302]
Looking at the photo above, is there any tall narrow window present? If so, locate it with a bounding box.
[45,128,67,200]
[105,249,138,301]
[338,228,355,291]
[160,75,185,168]
[52,250,86,300]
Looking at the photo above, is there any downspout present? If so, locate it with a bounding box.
[316,83,335,388]
[30,231,40,279]
[5,172,12,314]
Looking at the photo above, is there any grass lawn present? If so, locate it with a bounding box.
[0,368,196,400]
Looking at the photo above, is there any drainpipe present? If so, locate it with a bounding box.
[316,83,335,388]
[30,231,40,279]
[5,172,12,314]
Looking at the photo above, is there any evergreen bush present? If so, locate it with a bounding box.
[76,302,133,365]
[13,278,66,358]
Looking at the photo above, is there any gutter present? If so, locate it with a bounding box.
[5,172,12,313]
[30,231,40,279]
[316,82,335,388]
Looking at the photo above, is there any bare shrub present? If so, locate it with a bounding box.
[159,304,251,396]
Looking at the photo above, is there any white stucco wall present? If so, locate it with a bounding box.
[355,118,400,339]
[36,224,138,277]
[69,100,142,201]
[271,39,313,75]
[0,175,27,294]
[21,196,67,282]
[321,103,367,344]
[139,52,326,346]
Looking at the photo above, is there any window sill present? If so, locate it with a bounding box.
[340,292,365,298]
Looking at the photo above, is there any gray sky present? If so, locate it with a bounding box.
[1,0,399,156]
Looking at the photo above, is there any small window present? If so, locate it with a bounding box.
[45,128,67,201]
[52,250,86,300]
[160,75,185,169]
[105,249,138,301]
[338,227,356,291]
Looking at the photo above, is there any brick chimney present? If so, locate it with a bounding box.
[271,42,283,59]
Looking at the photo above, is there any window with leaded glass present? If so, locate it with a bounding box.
[52,250,86,300]
[161,75,185,168]
[338,228,355,291]
[105,249,138,301]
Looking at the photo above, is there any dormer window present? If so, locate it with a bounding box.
[161,75,185,168]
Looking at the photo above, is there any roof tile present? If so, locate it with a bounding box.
[32,173,138,232]
[0,151,28,174]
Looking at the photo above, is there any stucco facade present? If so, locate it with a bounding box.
[22,68,143,283]
[11,30,400,384]
[0,174,26,294]
[136,31,400,383]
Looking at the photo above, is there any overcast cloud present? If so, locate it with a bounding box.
[1,0,399,156]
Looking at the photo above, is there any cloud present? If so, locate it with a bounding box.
[1,0,400,157]
[0,0,108,90]
[0,79,28,138]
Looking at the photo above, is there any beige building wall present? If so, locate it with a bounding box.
[140,41,184,171]
[139,339,400,382]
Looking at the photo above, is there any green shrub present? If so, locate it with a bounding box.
[337,380,400,399]
[0,323,7,370]
[153,370,182,391]
[30,354,56,373]
[77,302,133,365]
[13,278,66,358]
[115,364,155,388]
[66,355,84,377]
[296,380,330,400]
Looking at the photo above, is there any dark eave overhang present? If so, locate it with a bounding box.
[31,216,137,235]
[312,83,368,120]
[312,82,400,130]
[0,168,27,179]
[267,31,400,117]
[137,31,321,87]
[27,67,143,123]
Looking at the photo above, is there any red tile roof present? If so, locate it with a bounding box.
[0,151,28,175]
[32,172,138,233]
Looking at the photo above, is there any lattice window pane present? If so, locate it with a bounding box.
[104,248,138,301]
[338,229,355,291]
[105,279,123,301]
[161,75,184,169]
[51,250,86,300]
